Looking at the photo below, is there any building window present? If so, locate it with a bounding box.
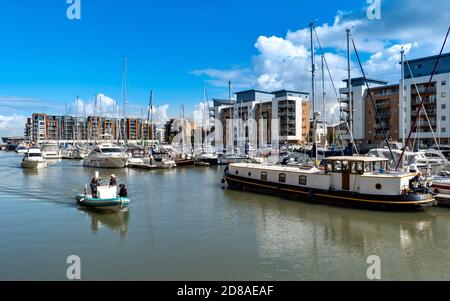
[442,81,447,86]
[442,104,447,110]
[442,128,447,133]
[442,116,447,121]
[299,176,307,186]
[442,92,447,98]
[261,172,268,181]
[279,174,286,183]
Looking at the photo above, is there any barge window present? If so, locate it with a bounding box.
[279,173,286,183]
[299,175,307,186]
[261,172,268,181]
[351,162,364,175]
[235,170,239,175]
[342,161,350,173]
[333,161,342,172]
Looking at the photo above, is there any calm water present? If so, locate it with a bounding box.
[0,151,449,281]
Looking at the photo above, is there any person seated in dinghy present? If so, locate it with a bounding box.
[109,174,117,187]
[90,176,99,198]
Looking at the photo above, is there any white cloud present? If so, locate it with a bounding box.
[68,94,171,126]
[0,115,27,137]
[191,0,450,120]
[0,95,62,115]
[68,93,117,117]
[151,104,170,126]
[193,101,213,127]
[191,67,255,89]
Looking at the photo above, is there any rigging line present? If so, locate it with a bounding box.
[405,57,450,170]
[351,37,397,165]
[397,26,450,169]
[313,28,359,155]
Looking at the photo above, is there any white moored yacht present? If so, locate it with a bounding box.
[21,148,47,169]
[223,156,436,211]
[15,145,28,154]
[41,142,62,159]
[83,144,128,169]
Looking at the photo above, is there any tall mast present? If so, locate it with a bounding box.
[83,104,87,145]
[180,104,185,155]
[310,22,317,161]
[122,57,128,145]
[400,49,405,147]
[75,96,79,145]
[228,81,231,103]
[321,55,326,147]
[204,86,210,149]
[150,91,154,143]
[64,101,67,145]
[346,28,353,141]
[229,81,235,155]
[202,84,206,152]
[94,94,98,145]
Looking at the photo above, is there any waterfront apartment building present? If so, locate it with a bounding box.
[358,53,450,147]
[164,118,200,143]
[211,89,310,151]
[25,113,160,145]
[364,84,401,145]
[339,77,389,145]
[402,53,450,146]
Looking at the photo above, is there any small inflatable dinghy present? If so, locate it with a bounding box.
[76,186,129,212]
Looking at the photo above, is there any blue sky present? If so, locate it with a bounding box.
[0,0,449,136]
[0,1,356,112]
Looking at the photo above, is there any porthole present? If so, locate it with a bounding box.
[235,170,239,175]
[376,184,382,190]
[299,175,307,186]
[261,172,268,181]
[248,172,252,177]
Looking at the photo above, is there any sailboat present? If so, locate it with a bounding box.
[194,85,219,165]
[174,105,195,166]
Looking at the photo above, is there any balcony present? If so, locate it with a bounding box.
[412,87,437,94]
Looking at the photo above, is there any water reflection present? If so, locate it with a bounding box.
[225,189,437,271]
[80,208,130,237]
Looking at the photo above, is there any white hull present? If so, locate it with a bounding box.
[42,153,62,160]
[21,160,47,169]
[218,156,248,165]
[431,177,450,195]
[83,156,128,168]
